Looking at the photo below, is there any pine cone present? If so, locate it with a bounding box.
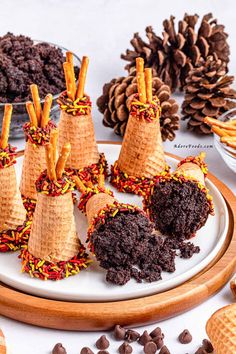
[121,13,230,92]
[182,54,236,134]
[97,72,180,141]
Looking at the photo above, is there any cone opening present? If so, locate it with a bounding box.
[36,170,75,197]
[78,186,114,214]
[58,91,92,116]
[130,93,161,122]
[23,120,56,146]
[177,154,208,177]
[0,144,17,168]
[110,160,170,197]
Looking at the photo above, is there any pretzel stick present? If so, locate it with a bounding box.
[30,84,42,124]
[145,68,152,102]
[63,62,74,100]
[225,141,236,149]
[204,116,236,131]
[45,144,56,181]
[136,58,146,103]
[221,136,236,143]
[41,94,52,128]
[66,51,76,99]
[76,56,89,100]
[50,129,58,163]
[212,126,236,137]
[55,142,71,179]
[98,174,105,188]
[225,120,236,126]
[26,101,38,128]
[0,104,12,149]
[73,175,87,193]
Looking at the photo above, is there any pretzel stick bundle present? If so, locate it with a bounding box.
[76,56,89,100]
[30,84,42,125]
[45,143,57,181]
[204,116,236,150]
[0,104,13,149]
[111,57,166,196]
[50,129,58,163]
[56,142,71,179]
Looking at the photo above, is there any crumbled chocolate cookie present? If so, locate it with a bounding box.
[149,180,210,239]
[0,32,79,103]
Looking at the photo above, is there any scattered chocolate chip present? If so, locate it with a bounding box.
[96,335,109,350]
[144,341,157,353]
[118,342,133,354]
[52,343,67,354]
[195,348,207,354]
[149,327,162,339]
[80,348,94,354]
[138,330,152,346]
[152,336,164,349]
[159,345,171,354]
[114,325,127,341]
[178,329,192,344]
[126,329,140,342]
[202,339,214,353]
[98,351,109,354]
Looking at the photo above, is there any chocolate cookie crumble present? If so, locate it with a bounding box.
[149,179,210,239]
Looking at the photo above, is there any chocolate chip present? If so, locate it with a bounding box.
[149,327,163,339]
[118,342,133,354]
[159,345,171,354]
[202,339,214,353]
[144,341,157,353]
[96,335,109,350]
[52,343,67,354]
[126,329,140,342]
[98,351,109,354]
[114,325,127,341]
[195,348,208,354]
[138,330,152,346]
[178,329,192,344]
[152,336,164,349]
[80,348,94,354]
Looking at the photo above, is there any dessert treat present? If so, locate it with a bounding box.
[75,175,200,285]
[0,104,30,252]
[20,142,91,280]
[20,84,57,214]
[145,153,214,239]
[206,304,236,354]
[110,58,168,197]
[57,54,107,183]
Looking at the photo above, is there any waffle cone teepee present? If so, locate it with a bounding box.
[20,85,57,214]
[0,329,6,354]
[206,304,236,354]
[111,59,167,196]
[0,104,30,253]
[86,193,116,226]
[20,142,91,280]
[57,55,107,182]
[145,153,214,239]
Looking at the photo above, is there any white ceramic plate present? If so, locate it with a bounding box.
[0,143,228,302]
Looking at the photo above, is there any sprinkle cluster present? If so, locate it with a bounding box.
[130,94,161,122]
[0,220,32,252]
[144,173,214,216]
[36,170,75,197]
[20,241,91,280]
[177,155,208,177]
[23,120,56,146]
[21,195,37,215]
[87,201,144,252]
[57,91,92,116]
[110,160,170,197]
[78,187,114,213]
[0,145,17,169]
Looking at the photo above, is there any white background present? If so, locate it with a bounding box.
[0,0,235,353]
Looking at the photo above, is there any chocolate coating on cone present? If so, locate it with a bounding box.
[58,111,100,170]
[28,192,80,262]
[0,165,26,232]
[117,114,165,179]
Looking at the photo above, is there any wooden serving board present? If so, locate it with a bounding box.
[0,145,235,331]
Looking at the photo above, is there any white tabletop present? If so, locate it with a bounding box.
[1,0,236,353]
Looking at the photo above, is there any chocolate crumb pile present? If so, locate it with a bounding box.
[90,211,200,286]
[149,180,211,239]
[0,32,79,103]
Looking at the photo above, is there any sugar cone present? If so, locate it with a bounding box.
[86,193,116,225]
[117,114,166,179]
[206,304,236,354]
[58,110,100,170]
[176,162,205,186]
[0,165,26,232]
[20,141,47,200]
[0,329,6,354]
[28,192,80,262]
